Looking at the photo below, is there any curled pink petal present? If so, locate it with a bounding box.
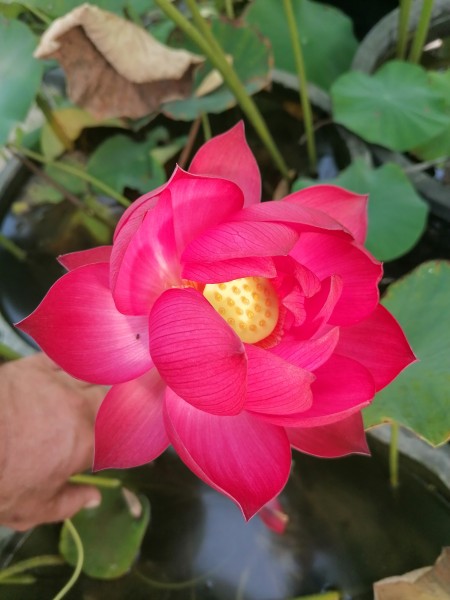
[113,191,181,316]
[189,121,261,206]
[291,233,382,325]
[149,288,247,415]
[94,368,169,470]
[182,221,299,263]
[296,275,343,338]
[284,354,375,427]
[244,344,313,418]
[169,172,244,253]
[337,304,417,391]
[284,184,368,243]
[258,497,289,534]
[272,327,340,371]
[17,264,152,384]
[287,412,370,458]
[230,200,350,235]
[58,246,112,271]
[182,256,277,283]
[164,387,291,519]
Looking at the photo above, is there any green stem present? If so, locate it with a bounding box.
[52,520,83,600]
[0,574,36,584]
[23,2,52,24]
[389,420,400,489]
[9,145,130,208]
[397,0,413,59]
[201,113,212,140]
[69,473,121,488]
[291,593,341,600]
[0,555,64,585]
[224,0,234,19]
[282,0,316,172]
[36,93,74,153]
[408,0,435,64]
[0,234,27,261]
[0,343,22,361]
[153,0,290,180]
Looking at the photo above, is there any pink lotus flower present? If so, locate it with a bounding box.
[18,123,415,519]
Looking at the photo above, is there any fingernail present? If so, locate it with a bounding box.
[84,496,101,509]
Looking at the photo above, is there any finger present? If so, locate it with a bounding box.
[43,484,102,524]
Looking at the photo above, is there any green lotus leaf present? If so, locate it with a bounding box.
[0,19,43,145]
[163,19,270,121]
[245,0,357,91]
[332,61,449,152]
[364,261,450,446]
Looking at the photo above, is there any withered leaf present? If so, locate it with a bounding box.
[34,3,204,119]
[374,547,450,600]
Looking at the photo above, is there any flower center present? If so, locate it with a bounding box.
[203,276,279,344]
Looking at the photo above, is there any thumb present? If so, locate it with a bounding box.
[44,484,102,524]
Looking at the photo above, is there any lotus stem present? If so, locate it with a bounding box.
[397,0,413,59]
[389,420,400,489]
[9,145,130,207]
[153,0,291,179]
[408,0,435,64]
[0,234,27,261]
[0,555,64,585]
[36,93,74,153]
[201,113,212,140]
[291,593,341,600]
[52,519,83,600]
[24,4,52,25]
[0,343,22,361]
[69,473,121,488]
[282,0,317,173]
[224,0,234,19]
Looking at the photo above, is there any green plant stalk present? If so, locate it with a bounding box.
[23,2,52,24]
[291,593,341,600]
[36,93,74,153]
[10,145,130,207]
[389,420,400,488]
[282,0,317,172]
[52,519,83,600]
[69,473,121,488]
[0,555,64,584]
[397,0,413,59]
[224,0,234,19]
[153,0,290,179]
[0,233,27,261]
[0,343,22,361]
[408,0,435,63]
[201,113,212,140]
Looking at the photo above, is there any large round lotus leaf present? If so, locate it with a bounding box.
[292,160,428,262]
[245,0,357,91]
[334,160,428,261]
[415,70,450,161]
[163,19,270,121]
[331,61,448,152]
[364,261,450,446]
[60,486,150,579]
[0,0,156,18]
[87,133,166,194]
[0,19,43,145]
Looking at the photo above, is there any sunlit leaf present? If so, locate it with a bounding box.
[60,487,150,579]
[0,19,43,145]
[331,61,448,152]
[245,0,357,91]
[364,261,450,446]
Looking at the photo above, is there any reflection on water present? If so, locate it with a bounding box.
[1,440,449,600]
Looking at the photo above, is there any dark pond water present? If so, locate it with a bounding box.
[1,439,449,600]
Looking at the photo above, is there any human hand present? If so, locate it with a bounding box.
[0,353,105,530]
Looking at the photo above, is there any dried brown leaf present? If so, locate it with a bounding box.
[374,547,450,600]
[34,3,204,119]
